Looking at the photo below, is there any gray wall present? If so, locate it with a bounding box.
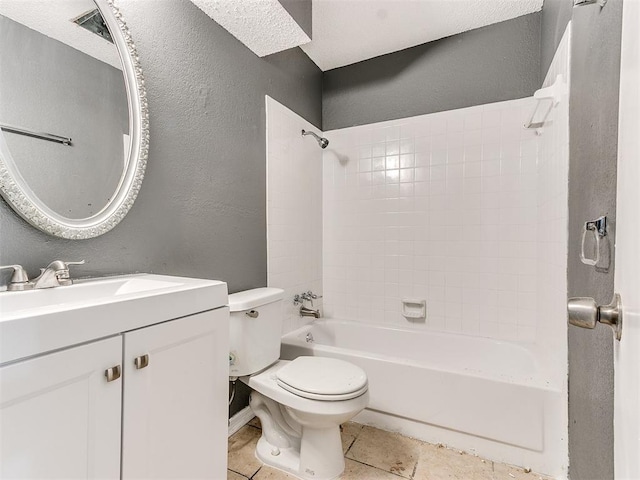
[0,15,128,219]
[277,0,312,39]
[0,0,321,286]
[0,0,322,414]
[540,0,573,81]
[542,1,623,478]
[561,1,622,478]
[322,13,541,131]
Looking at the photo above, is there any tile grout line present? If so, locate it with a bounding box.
[345,456,410,479]
[249,466,262,479]
[410,461,418,479]
[344,436,357,456]
[227,467,251,479]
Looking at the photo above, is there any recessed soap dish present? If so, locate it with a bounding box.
[402,298,426,319]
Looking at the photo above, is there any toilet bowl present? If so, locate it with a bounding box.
[241,358,369,480]
[229,288,369,480]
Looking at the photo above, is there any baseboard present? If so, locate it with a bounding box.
[228,406,255,437]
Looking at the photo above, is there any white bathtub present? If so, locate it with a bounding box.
[281,319,566,478]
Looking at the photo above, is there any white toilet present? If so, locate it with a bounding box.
[229,288,369,480]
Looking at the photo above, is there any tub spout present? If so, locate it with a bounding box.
[300,305,320,318]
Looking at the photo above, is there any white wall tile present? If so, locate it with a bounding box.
[322,93,568,345]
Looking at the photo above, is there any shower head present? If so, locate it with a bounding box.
[301,129,329,149]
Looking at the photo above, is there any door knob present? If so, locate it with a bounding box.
[568,293,622,340]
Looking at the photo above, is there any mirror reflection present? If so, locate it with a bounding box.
[0,0,129,220]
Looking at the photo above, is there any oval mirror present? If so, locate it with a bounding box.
[0,0,148,239]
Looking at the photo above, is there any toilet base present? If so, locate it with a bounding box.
[254,427,344,480]
[250,391,351,480]
[244,361,369,480]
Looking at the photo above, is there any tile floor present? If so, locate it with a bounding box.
[227,418,553,480]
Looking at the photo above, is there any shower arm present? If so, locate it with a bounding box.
[301,129,320,141]
[301,129,329,149]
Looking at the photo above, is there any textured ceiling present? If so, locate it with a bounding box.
[302,0,544,71]
[0,0,121,70]
[190,0,311,57]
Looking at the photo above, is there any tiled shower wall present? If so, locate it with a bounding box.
[266,97,323,334]
[322,98,558,343]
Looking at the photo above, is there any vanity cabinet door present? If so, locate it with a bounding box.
[0,336,123,479]
[121,308,229,480]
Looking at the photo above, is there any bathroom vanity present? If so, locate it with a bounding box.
[0,274,229,479]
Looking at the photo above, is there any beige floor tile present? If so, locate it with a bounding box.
[492,463,552,480]
[342,422,364,438]
[252,466,299,479]
[341,422,364,454]
[228,425,263,478]
[413,443,494,480]
[346,426,421,478]
[341,458,406,479]
[227,470,248,480]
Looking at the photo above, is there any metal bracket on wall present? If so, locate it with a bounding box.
[580,215,607,266]
[574,0,607,7]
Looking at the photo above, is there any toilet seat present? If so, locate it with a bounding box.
[276,357,368,401]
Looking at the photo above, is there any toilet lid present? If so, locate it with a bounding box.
[276,357,368,400]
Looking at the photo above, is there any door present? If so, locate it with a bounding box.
[121,308,229,480]
[614,0,640,478]
[0,336,122,479]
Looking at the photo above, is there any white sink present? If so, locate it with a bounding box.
[0,274,228,364]
[1,275,185,315]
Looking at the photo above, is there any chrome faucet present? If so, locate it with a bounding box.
[293,291,322,305]
[299,305,321,318]
[0,260,85,291]
[32,260,85,289]
[293,291,322,318]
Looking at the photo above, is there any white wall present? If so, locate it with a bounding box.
[535,23,570,477]
[535,25,570,391]
[266,96,323,334]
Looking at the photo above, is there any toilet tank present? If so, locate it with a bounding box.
[228,287,285,377]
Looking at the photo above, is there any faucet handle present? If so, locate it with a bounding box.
[294,291,323,306]
[0,265,29,283]
[65,260,86,266]
[52,260,85,267]
[49,260,85,283]
[46,260,85,270]
[305,291,322,306]
[63,260,86,273]
[0,265,32,291]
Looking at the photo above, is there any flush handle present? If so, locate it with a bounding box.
[134,354,150,370]
[105,365,121,382]
[568,293,622,340]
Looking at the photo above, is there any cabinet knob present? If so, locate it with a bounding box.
[105,365,121,382]
[134,354,150,370]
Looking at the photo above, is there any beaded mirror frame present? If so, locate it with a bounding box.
[0,0,149,239]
